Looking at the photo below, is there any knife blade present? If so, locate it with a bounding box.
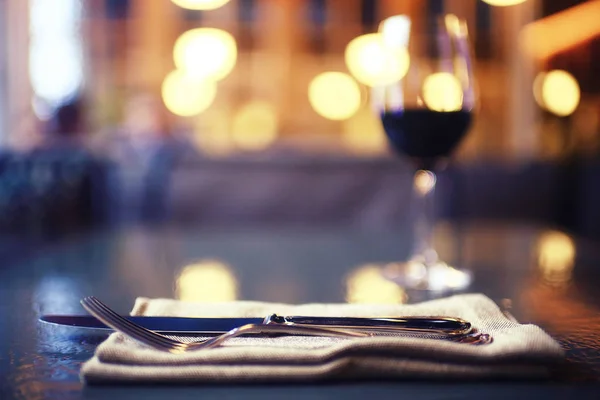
[40,315,263,334]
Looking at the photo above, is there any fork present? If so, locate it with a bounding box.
[80,296,370,353]
[81,296,492,353]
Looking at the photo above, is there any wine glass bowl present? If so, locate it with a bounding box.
[373,14,476,294]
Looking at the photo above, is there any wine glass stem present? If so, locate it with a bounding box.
[410,169,438,266]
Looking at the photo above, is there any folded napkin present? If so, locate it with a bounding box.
[81,293,564,384]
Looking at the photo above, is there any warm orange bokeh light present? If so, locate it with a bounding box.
[534,70,580,117]
[345,33,410,87]
[231,101,279,151]
[422,72,463,112]
[345,264,406,304]
[173,28,237,81]
[171,0,231,11]
[161,70,217,117]
[176,259,238,302]
[481,0,527,6]
[308,72,362,120]
[537,231,575,286]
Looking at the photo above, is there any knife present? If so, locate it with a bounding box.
[40,315,263,335]
[40,314,472,336]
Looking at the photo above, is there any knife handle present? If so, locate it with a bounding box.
[262,314,472,336]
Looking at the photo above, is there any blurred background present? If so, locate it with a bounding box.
[0,0,599,238]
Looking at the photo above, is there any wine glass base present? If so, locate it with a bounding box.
[382,260,472,299]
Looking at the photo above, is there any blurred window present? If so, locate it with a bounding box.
[427,0,444,22]
[238,0,256,50]
[238,0,256,22]
[475,0,493,59]
[424,0,445,58]
[308,0,327,26]
[360,0,378,31]
[181,8,203,22]
[307,0,327,54]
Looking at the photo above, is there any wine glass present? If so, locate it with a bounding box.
[372,14,476,294]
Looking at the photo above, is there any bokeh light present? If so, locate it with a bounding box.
[535,70,580,117]
[537,230,575,286]
[444,14,462,36]
[422,72,463,112]
[345,264,406,304]
[379,15,411,49]
[345,33,410,87]
[414,170,436,195]
[231,101,279,151]
[176,259,238,302]
[481,0,527,6]
[171,0,231,10]
[308,72,361,120]
[173,28,237,81]
[341,107,387,155]
[193,109,236,156]
[161,70,217,117]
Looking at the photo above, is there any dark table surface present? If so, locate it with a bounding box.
[1,222,600,399]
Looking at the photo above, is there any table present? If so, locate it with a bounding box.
[1,223,599,399]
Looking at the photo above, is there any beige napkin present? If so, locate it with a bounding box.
[81,293,564,384]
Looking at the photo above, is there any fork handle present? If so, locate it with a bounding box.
[263,314,472,336]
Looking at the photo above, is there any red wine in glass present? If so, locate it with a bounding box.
[374,15,476,293]
[381,109,472,171]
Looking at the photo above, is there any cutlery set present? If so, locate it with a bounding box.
[39,296,493,352]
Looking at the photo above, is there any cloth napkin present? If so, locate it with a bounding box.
[81,293,564,384]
